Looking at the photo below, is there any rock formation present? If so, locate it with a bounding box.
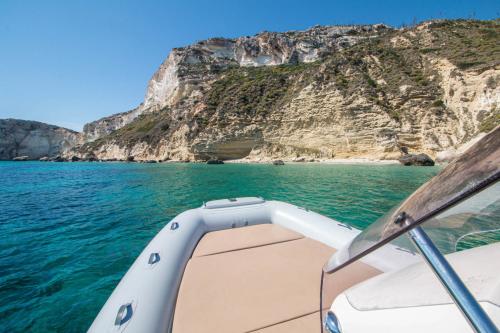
[0,119,79,160]
[72,19,498,162]
[82,107,142,142]
[5,20,500,163]
[398,153,435,166]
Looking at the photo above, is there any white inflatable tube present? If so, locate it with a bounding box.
[88,197,413,333]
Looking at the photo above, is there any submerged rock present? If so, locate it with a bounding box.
[272,160,285,165]
[206,159,224,164]
[398,153,435,166]
[12,156,29,161]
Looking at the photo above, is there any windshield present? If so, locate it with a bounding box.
[324,126,500,273]
[320,180,500,332]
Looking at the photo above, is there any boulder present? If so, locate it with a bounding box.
[39,156,49,161]
[272,160,285,165]
[145,160,157,163]
[52,155,66,162]
[398,146,409,155]
[12,156,29,161]
[71,156,81,162]
[293,157,306,162]
[398,153,435,166]
[206,159,224,164]
[82,154,98,162]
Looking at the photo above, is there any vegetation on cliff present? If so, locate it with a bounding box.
[78,19,499,160]
[199,19,498,126]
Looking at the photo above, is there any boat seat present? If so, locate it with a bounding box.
[192,223,304,257]
[251,312,321,333]
[172,224,380,333]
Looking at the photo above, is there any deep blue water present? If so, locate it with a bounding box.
[0,161,439,332]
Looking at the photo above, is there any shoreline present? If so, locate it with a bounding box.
[2,158,406,165]
[224,158,400,165]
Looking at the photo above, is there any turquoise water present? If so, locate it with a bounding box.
[0,161,439,332]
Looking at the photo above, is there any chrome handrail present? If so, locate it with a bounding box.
[408,226,498,333]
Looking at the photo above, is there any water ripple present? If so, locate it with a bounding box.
[0,161,438,332]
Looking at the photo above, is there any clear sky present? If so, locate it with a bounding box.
[0,0,498,131]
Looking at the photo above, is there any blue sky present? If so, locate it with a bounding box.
[0,0,498,131]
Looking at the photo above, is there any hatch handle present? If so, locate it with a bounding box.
[148,252,160,265]
[114,303,133,326]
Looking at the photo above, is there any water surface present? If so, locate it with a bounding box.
[0,161,439,332]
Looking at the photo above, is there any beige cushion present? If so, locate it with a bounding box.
[252,312,321,333]
[321,261,382,311]
[192,224,303,257]
[173,225,380,333]
[174,237,333,332]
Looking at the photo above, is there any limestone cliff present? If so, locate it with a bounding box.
[75,19,499,161]
[82,107,141,142]
[81,24,388,140]
[0,119,79,160]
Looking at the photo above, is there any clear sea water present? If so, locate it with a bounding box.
[0,161,439,332]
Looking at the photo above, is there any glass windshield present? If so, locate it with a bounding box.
[420,182,500,253]
[324,126,500,273]
[320,181,500,331]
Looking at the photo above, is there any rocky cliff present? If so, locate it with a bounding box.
[82,107,142,142]
[0,119,79,160]
[72,19,499,161]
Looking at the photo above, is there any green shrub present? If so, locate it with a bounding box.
[479,110,500,133]
[432,100,445,108]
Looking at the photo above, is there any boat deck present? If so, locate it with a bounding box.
[172,224,379,333]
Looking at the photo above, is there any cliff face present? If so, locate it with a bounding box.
[80,25,388,141]
[77,20,499,161]
[0,119,79,160]
[82,107,142,142]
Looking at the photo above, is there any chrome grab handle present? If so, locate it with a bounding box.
[114,303,133,326]
[170,222,179,230]
[148,252,160,265]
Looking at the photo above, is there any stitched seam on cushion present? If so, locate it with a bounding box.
[195,236,305,257]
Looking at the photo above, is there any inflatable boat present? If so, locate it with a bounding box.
[89,127,500,333]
